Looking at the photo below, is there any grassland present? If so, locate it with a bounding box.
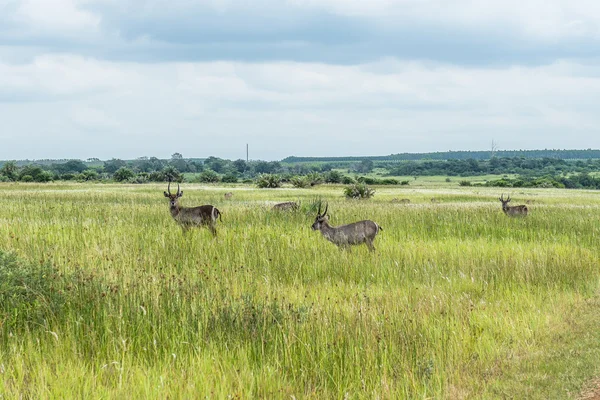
[1,182,600,399]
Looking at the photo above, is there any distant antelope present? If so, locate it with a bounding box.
[499,194,528,217]
[272,201,299,211]
[224,192,233,200]
[164,182,222,236]
[391,198,411,204]
[311,203,382,251]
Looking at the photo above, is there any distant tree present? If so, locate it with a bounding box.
[355,159,374,173]
[199,169,220,183]
[171,152,183,160]
[204,157,228,173]
[113,167,135,182]
[19,165,52,182]
[162,166,182,182]
[325,170,343,184]
[103,159,127,174]
[233,159,248,173]
[0,161,19,181]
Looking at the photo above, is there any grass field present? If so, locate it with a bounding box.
[1,182,600,398]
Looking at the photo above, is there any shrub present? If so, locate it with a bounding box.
[113,167,135,182]
[341,176,355,184]
[199,169,220,183]
[344,183,375,199]
[325,170,343,184]
[290,176,311,188]
[221,174,238,183]
[400,180,410,185]
[306,172,324,186]
[459,180,472,186]
[256,174,282,188]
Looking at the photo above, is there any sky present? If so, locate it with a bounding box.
[1,0,599,161]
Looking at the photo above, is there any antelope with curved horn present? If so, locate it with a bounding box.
[499,194,528,217]
[164,182,222,236]
[311,203,382,251]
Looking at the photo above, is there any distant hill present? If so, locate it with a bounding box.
[282,149,600,163]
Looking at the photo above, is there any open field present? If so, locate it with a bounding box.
[1,182,600,398]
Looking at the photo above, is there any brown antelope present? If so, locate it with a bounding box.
[391,198,411,204]
[272,201,299,211]
[224,192,233,200]
[311,203,382,251]
[164,182,222,236]
[499,194,528,217]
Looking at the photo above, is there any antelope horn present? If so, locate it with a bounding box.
[317,203,322,216]
[323,203,328,217]
[167,181,172,195]
[177,183,181,196]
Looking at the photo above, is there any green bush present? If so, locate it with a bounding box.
[256,174,282,188]
[221,174,238,183]
[344,183,375,199]
[290,176,311,188]
[341,176,355,184]
[113,167,135,182]
[459,180,472,186]
[199,169,220,183]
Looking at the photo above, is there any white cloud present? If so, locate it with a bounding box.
[1,55,599,159]
[13,0,100,33]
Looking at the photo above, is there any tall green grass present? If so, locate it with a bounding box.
[0,183,599,398]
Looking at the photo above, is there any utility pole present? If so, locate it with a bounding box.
[491,139,498,158]
[246,143,249,162]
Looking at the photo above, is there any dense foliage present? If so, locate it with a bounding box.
[2,151,600,189]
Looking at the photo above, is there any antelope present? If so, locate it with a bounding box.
[164,182,222,236]
[272,201,299,211]
[391,198,411,204]
[311,203,382,251]
[499,194,528,217]
[224,192,233,200]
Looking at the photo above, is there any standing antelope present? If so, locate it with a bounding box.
[164,182,222,236]
[311,204,382,251]
[499,194,528,217]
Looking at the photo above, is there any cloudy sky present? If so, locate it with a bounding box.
[1,0,599,161]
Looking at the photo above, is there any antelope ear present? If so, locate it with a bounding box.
[164,191,169,197]
[178,191,184,197]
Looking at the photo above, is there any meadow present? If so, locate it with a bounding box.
[1,182,600,399]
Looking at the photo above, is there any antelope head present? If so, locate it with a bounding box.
[499,193,511,212]
[164,181,183,208]
[311,203,329,231]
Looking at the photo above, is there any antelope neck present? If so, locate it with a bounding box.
[170,204,180,217]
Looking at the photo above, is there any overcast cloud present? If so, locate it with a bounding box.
[1,0,599,160]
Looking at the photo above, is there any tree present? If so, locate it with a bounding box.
[0,161,19,181]
[171,152,183,160]
[103,159,127,174]
[199,169,220,183]
[233,159,248,173]
[113,167,135,182]
[355,159,374,173]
